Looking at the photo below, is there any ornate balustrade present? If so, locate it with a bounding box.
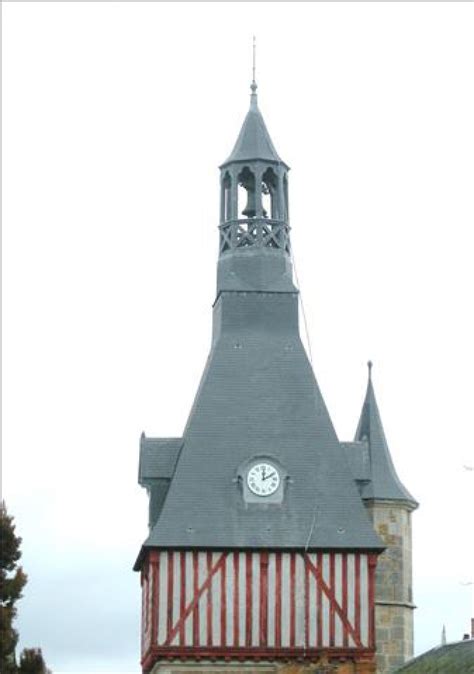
[219,218,291,256]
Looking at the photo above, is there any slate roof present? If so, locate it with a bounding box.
[138,436,182,485]
[136,292,383,562]
[220,85,286,167]
[135,83,385,570]
[354,365,418,507]
[138,437,183,532]
[341,440,370,483]
[216,248,297,295]
[394,639,474,673]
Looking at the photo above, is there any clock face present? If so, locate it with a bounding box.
[247,462,280,497]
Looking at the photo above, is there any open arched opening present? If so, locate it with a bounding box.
[238,167,256,218]
[283,173,289,221]
[222,172,232,221]
[262,168,278,219]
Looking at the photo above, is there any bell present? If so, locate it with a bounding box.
[242,189,257,218]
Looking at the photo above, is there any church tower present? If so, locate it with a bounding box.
[135,76,415,674]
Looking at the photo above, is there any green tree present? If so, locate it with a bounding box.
[0,501,27,674]
[0,502,50,674]
[18,649,50,674]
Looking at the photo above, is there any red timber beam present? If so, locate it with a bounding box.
[303,553,363,649]
[149,550,159,648]
[368,554,377,650]
[164,552,227,647]
[140,550,377,671]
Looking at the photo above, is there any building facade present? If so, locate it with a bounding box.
[135,78,417,674]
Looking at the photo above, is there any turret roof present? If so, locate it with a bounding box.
[221,82,285,166]
[354,363,418,507]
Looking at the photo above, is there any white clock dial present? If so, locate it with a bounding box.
[247,462,280,496]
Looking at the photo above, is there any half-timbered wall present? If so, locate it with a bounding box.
[141,550,376,666]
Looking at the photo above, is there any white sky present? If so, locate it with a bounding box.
[3,2,474,672]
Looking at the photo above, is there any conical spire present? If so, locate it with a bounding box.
[221,79,285,166]
[354,362,418,507]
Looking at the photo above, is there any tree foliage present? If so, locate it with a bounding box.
[0,502,50,674]
[18,649,51,674]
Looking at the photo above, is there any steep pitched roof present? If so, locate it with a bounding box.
[137,293,383,556]
[354,363,417,507]
[135,83,384,570]
[221,85,285,166]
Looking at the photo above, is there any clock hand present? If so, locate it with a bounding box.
[263,471,276,481]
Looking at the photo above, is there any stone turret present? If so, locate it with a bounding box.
[343,363,418,673]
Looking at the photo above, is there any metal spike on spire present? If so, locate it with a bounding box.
[367,360,373,380]
[251,35,257,95]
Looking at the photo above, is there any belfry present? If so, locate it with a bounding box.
[135,74,417,674]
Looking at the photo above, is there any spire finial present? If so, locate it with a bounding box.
[251,36,257,96]
[367,360,373,380]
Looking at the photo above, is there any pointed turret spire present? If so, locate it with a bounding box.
[354,362,418,507]
[221,81,284,166]
[221,42,285,167]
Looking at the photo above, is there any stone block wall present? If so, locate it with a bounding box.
[149,660,377,674]
[375,604,414,673]
[365,501,415,673]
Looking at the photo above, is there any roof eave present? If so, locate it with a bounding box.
[138,542,386,553]
[363,495,419,512]
[133,546,145,572]
[219,157,290,170]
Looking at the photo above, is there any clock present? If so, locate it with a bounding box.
[247,462,280,497]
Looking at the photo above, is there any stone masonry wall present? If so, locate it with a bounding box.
[375,604,413,673]
[150,660,377,674]
[365,502,415,674]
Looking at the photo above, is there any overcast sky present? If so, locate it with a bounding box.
[3,2,474,673]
